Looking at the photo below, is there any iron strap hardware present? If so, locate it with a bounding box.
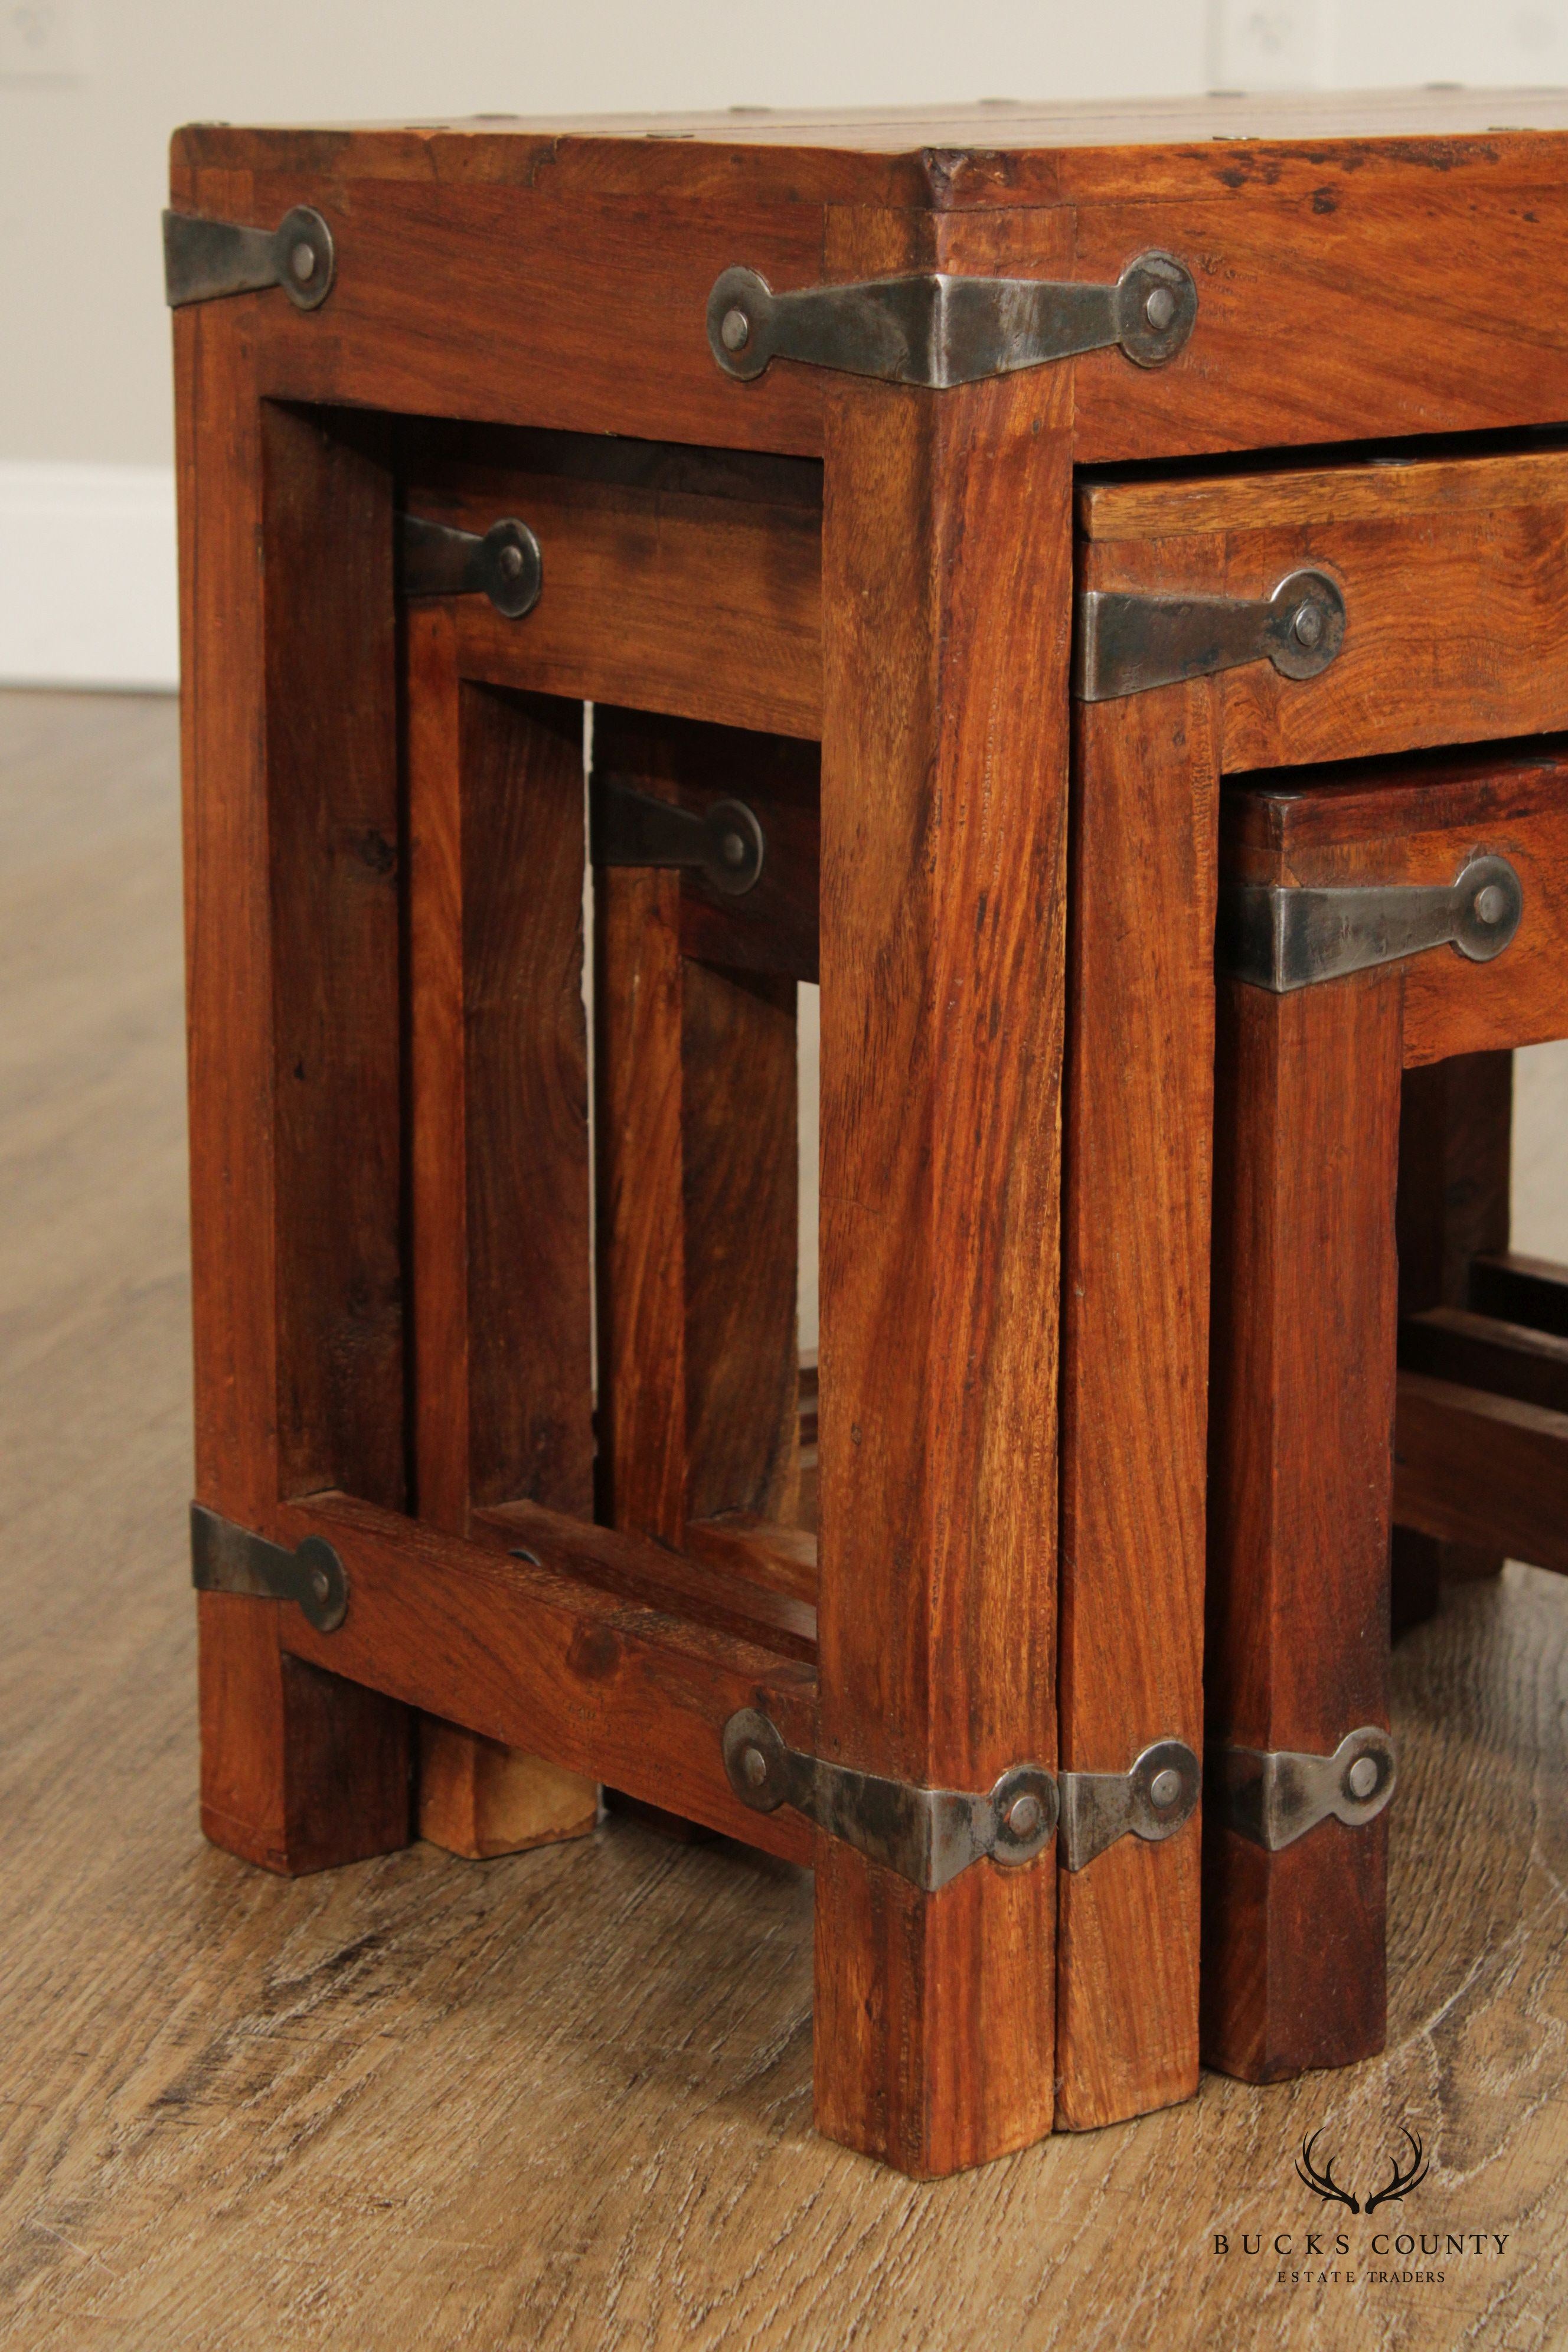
[1075,570,1346,703]
[1219,854,1524,994]
[721,1710,1057,1891]
[1058,1740,1203,1872]
[592,776,766,897]
[399,513,544,620]
[707,251,1196,387]
[163,206,335,311]
[190,1503,348,1634]
[1213,1727,1397,1851]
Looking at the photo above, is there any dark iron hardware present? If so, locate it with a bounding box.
[592,776,765,897]
[707,251,1195,387]
[399,513,543,620]
[163,205,335,311]
[190,1503,348,1634]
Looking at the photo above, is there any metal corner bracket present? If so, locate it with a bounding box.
[1075,570,1346,703]
[707,251,1195,387]
[1058,1740,1203,1871]
[721,1716,1201,1887]
[722,1710,1055,1891]
[1219,854,1523,992]
[399,512,543,620]
[190,1502,348,1634]
[1211,1727,1396,1851]
[592,775,765,897]
[164,205,335,311]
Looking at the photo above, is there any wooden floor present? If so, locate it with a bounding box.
[4,689,1568,2351]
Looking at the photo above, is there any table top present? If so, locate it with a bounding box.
[174,87,1568,208]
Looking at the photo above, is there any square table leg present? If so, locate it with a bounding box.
[814,368,1069,2174]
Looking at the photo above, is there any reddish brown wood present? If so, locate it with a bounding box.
[178,106,1568,468]
[1394,1373,1568,1576]
[178,255,411,1874]
[1393,1050,1515,1618]
[592,710,801,1550]
[1203,966,1403,2082]
[274,1490,815,1861]
[403,606,597,1856]
[814,272,1070,2170]
[403,438,822,740]
[1056,558,1219,2130]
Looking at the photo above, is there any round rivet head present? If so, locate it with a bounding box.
[1292,599,1326,649]
[741,1744,769,1789]
[497,542,525,580]
[1474,883,1508,926]
[311,1566,331,1604]
[720,830,747,867]
[291,241,317,283]
[1007,1792,1044,1840]
[720,306,751,352]
[1149,1767,1183,1811]
[1347,1754,1380,1801]
[1144,283,1178,333]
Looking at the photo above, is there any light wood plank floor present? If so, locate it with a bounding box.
[3,689,1568,2352]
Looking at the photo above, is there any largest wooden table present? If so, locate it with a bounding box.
[169,92,1568,2178]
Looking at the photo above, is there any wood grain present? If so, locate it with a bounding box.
[178,115,1568,465]
[1394,1371,1568,1577]
[1082,460,1568,772]
[402,607,597,1856]
[1224,753,1568,1062]
[1056,561,1219,2129]
[15,685,1568,2348]
[176,257,411,1876]
[592,710,801,1550]
[403,443,822,739]
[1393,1051,1514,1618]
[1204,967,1403,2082]
[814,264,1069,2171]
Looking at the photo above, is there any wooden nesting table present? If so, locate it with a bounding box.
[170,91,1568,2178]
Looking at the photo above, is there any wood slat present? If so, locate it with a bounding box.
[1056,604,1217,2128]
[1471,1250,1568,1338]
[403,610,599,1857]
[273,1491,816,1861]
[175,210,413,1876]
[1394,1371,1568,1577]
[408,459,822,742]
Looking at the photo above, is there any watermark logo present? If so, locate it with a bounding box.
[1296,2127,1429,2215]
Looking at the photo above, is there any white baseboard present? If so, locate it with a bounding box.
[0,462,178,691]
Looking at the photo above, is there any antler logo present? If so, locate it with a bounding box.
[1297,2127,1430,2215]
[1297,2130,1361,2213]
[1365,2129,1430,2213]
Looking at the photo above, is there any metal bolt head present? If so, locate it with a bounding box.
[1347,1754,1380,1801]
[740,1743,769,1790]
[1144,283,1178,334]
[720,306,752,352]
[720,829,747,868]
[1474,883,1508,926]
[497,542,525,580]
[290,241,318,283]
[311,1565,332,1605]
[1291,599,1326,650]
[1006,1792,1044,1841]
[1149,1766,1183,1811]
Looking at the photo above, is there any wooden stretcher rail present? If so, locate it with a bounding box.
[270,1490,817,1861]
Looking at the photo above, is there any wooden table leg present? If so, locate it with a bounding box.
[1203,967,1403,2080]
[403,606,599,1858]
[177,244,410,1870]
[814,365,1069,2176]
[1056,655,1220,2129]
